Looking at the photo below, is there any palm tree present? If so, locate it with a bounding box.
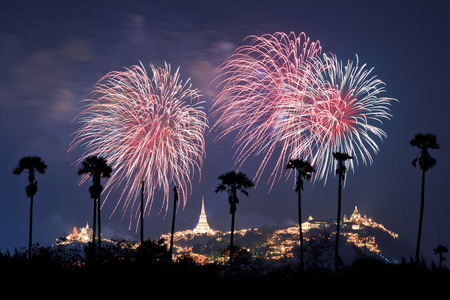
[13,156,48,260]
[332,152,352,274]
[77,156,112,257]
[410,132,439,263]
[286,159,314,271]
[434,244,448,270]
[215,171,254,269]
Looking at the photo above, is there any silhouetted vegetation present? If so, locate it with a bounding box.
[410,133,440,264]
[215,171,254,269]
[332,152,352,274]
[434,244,448,270]
[12,156,47,260]
[77,156,112,260]
[286,158,314,272]
[0,240,448,293]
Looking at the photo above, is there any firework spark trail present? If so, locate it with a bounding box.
[70,62,207,228]
[211,32,322,187]
[211,32,396,186]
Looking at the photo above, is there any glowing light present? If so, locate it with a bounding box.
[70,62,207,227]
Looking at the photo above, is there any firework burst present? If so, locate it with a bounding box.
[211,32,396,186]
[211,32,322,187]
[70,62,207,225]
[292,53,396,181]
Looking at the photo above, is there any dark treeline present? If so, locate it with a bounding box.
[1,239,449,294]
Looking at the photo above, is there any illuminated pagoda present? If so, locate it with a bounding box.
[192,197,214,235]
[66,223,92,243]
[343,206,368,223]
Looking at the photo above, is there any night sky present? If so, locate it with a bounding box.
[1,0,449,263]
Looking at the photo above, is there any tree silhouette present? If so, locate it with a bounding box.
[410,132,439,264]
[77,156,112,258]
[286,158,314,272]
[169,186,179,262]
[434,244,448,271]
[332,152,352,274]
[215,171,254,269]
[13,156,48,260]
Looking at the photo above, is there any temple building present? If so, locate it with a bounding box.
[301,216,331,230]
[343,206,369,223]
[343,206,371,230]
[66,223,92,243]
[192,197,215,235]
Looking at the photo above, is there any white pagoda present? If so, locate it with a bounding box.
[192,197,215,235]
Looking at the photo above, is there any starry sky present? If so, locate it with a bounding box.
[0,0,449,262]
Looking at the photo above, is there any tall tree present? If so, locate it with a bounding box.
[77,156,112,258]
[215,171,254,269]
[332,152,352,274]
[410,132,439,263]
[13,156,48,260]
[169,186,178,262]
[286,159,314,272]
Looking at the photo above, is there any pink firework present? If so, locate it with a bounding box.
[304,54,395,181]
[212,32,396,186]
[70,62,207,225]
[211,32,322,186]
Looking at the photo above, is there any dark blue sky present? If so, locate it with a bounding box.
[0,0,448,263]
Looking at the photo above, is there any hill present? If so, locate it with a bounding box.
[164,220,414,267]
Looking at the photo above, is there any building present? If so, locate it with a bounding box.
[343,206,371,230]
[301,215,332,230]
[192,197,215,235]
[343,206,366,223]
[66,223,92,243]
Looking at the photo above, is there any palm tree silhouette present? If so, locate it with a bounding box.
[215,171,254,269]
[332,152,352,274]
[77,156,112,258]
[434,244,448,270]
[13,156,48,260]
[286,158,314,271]
[169,186,179,262]
[410,132,439,263]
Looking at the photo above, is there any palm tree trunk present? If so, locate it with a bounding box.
[297,175,304,271]
[97,196,102,260]
[335,172,342,274]
[170,186,178,262]
[230,210,235,269]
[28,194,33,260]
[415,169,426,264]
[140,181,144,245]
[92,197,97,253]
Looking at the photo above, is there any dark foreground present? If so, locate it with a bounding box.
[1,243,449,296]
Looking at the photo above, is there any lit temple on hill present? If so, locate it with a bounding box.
[66,223,92,243]
[192,197,215,235]
[343,206,368,223]
[343,206,371,230]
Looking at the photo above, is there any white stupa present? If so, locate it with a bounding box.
[192,197,214,235]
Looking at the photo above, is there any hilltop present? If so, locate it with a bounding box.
[162,206,415,267]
